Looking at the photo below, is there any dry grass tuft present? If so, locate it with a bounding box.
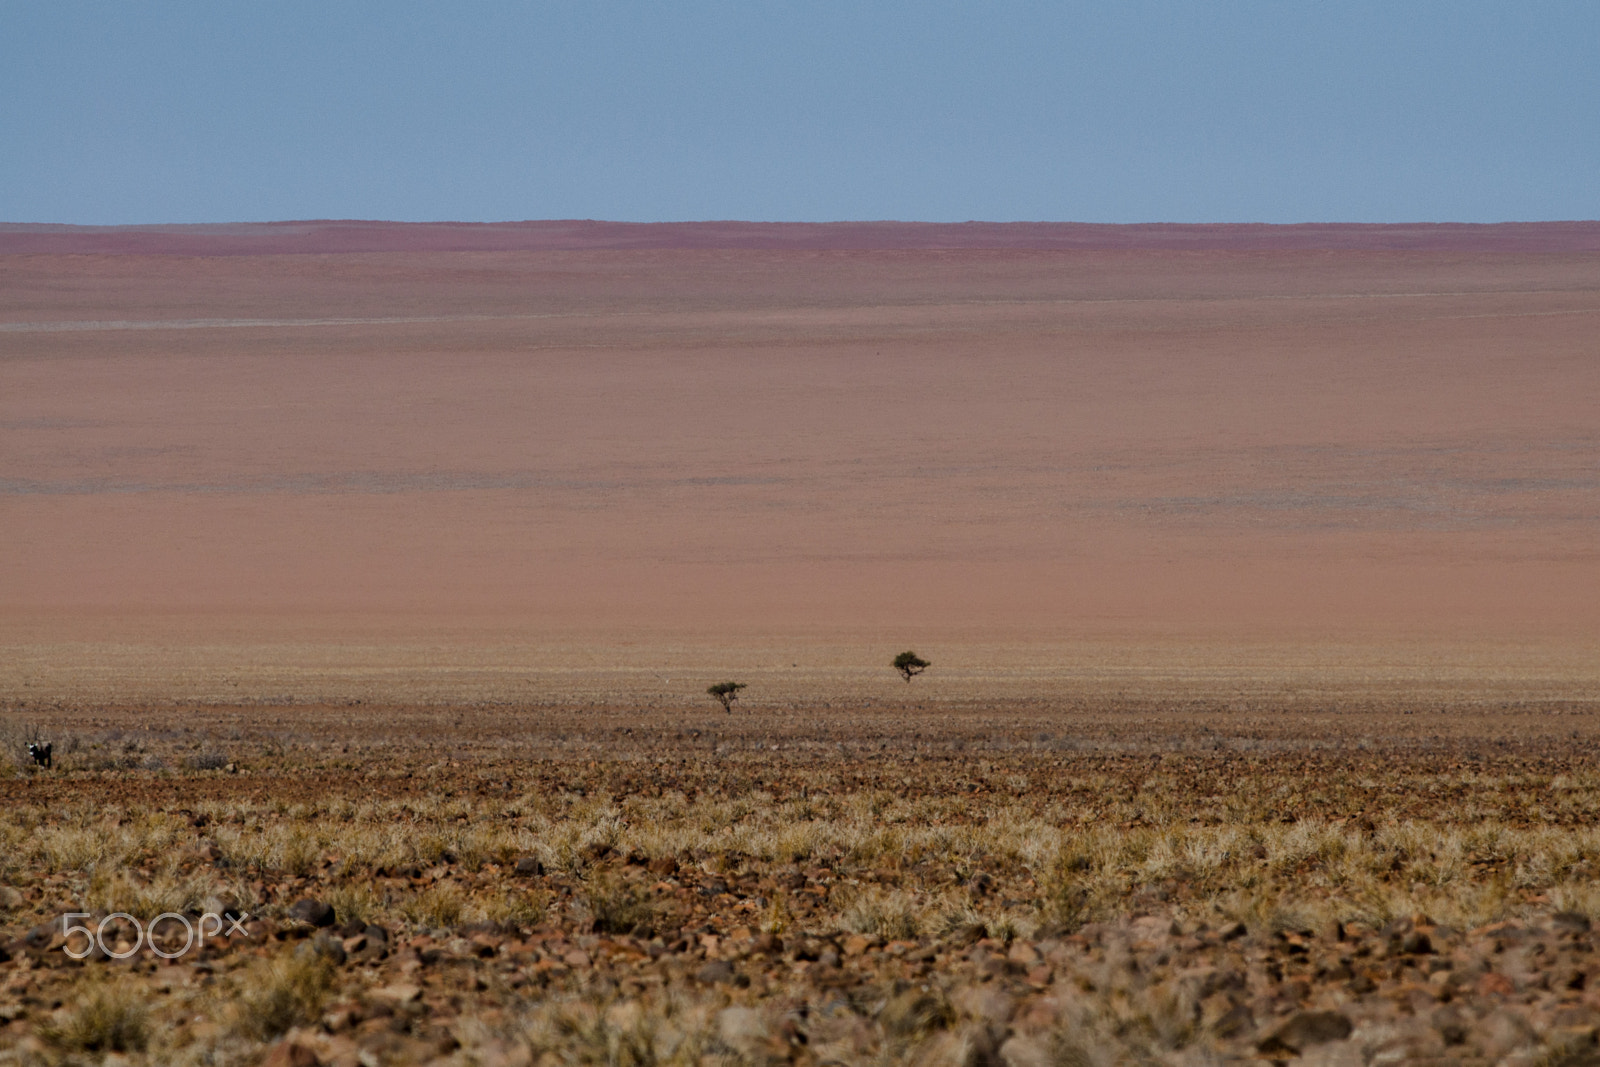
[878,987,955,1042]
[400,882,466,930]
[579,872,661,937]
[509,993,722,1066]
[470,885,549,930]
[39,980,150,1055]
[840,888,923,941]
[230,951,335,1041]
[324,882,381,927]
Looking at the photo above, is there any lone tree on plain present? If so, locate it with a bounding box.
[707,681,746,713]
[893,651,931,682]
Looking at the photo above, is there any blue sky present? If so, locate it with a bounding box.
[2,2,1596,224]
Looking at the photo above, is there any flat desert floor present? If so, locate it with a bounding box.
[2,222,1600,1065]
[4,221,1600,653]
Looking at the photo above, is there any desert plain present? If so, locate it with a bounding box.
[1,221,1599,1065]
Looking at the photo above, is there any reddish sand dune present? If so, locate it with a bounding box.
[1,222,1598,676]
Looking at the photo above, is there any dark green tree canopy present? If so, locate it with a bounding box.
[893,651,930,682]
[706,681,747,712]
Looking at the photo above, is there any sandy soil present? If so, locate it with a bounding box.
[2,223,1598,694]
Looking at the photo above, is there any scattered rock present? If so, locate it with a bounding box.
[921,1024,1001,1067]
[952,985,1014,1028]
[1480,1008,1538,1058]
[1478,972,1517,996]
[1212,1003,1255,1039]
[718,1006,773,1055]
[310,932,347,965]
[1347,972,1377,994]
[1007,941,1040,965]
[288,899,336,928]
[1431,1005,1469,1045]
[261,1041,321,1067]
[880,988,955,1038]
[22,921,60,951]
[697,959,736,984]
[1130,915,1180,941]
[513,856,544,876]
[370,983,423,1007]
[1554,911,1593,935]
[1258,1011,1352,1054]
[321,1002,363,1033]
[1400,930,1433,955]
[948,922,988,947]
[997,1034,1053,1067]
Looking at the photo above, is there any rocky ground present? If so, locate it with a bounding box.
[11,873,1600,1065]
[5,695,1600,1064]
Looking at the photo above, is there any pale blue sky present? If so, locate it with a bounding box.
[2,2,1596,224]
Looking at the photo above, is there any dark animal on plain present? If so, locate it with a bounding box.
[26,742,51,769]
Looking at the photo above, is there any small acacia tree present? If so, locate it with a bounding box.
[893,651,930,682]
[706,681,746,713]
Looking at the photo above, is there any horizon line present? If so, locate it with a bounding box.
[5,218,1600,256]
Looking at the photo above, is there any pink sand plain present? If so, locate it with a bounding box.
[2,223,1597,676]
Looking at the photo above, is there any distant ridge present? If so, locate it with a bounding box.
[4,219,1600,255]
